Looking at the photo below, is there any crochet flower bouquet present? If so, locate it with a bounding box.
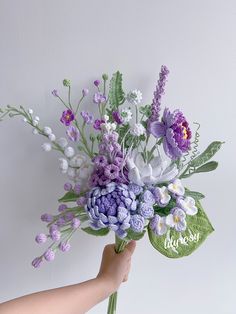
[0,66,223,313]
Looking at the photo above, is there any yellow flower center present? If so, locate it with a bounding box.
[174,216,180,223]
[182,126,188,140]
[66,114,70,120]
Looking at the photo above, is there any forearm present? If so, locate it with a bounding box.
[0,277,113,314]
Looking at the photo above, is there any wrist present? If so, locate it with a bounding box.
[96,274,119,296]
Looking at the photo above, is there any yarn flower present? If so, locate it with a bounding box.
[149,108,192,160]
[85,182,138,238]
[60,109,75,126]
[150,214,168,236]
[166,207,187,232]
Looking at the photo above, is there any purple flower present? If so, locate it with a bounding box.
[50,230,61,241]
[98,175,111,186]
[52,89,59,97]
[59,241,71,252]
[104,164,120,180]
[93,155,108,168]
[128,183,143,196]
[138,203,154,219]
[64,182,72,191]
[149,65,169,122]
[44,249,55,261]
[60,109,75,126]
[149,108,192,160]
[93,92,106,104]
[32,257,43,268]
[130,214,145,233]
[64,212,75,222]
[93,119,105,130]
[166,207,187,232]
[150,214,168,236]
[74,183,81,195]
[71,218,81,229]
[66,125,79,142]
[94,79,100,87]
[82,88,89,96]
[56,217,66,227]
[113,156,124,167]
[41,213,53,222]
[76,196,87,206]
[81,111,94,124]
[141,190,155,205]
[58,204,67,212]
[112,111,123,124]
[89,174,100,187]
[35,233,47,244]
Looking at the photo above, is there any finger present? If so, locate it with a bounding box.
[125,240,136,256]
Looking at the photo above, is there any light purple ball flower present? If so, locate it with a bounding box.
[64,212,75,222]
[76,196,87,206]
[44,249,55,261]
[141,190,155,205]
[71,218,81,229]
[49,224,58,233]
[51,89,59,97]
[74,183,81,195]
[56,217,66,227]
[58,204,67,212]
[93,155,108,168]
[128,183,143,196]
[32,257,43,268]
[35,233,47,244]
[149,108,192,160]
[66,125,79,142]
[59,241,71,252]
[130,214,145,233]
[50,230,61,241]
[82,88,89,96]
[64,182,72,191]
[41,213,53,223]
[80,111,94,124]
[112,111,123,124]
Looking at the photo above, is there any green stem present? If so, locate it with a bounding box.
[107,236,127,314]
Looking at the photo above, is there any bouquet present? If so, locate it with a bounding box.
[0,66,223,313]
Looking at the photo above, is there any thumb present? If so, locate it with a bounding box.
[125,240,136,256]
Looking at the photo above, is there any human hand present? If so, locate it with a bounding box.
[97,241,136,293]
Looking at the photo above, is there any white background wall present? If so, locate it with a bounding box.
[0,1,235,313]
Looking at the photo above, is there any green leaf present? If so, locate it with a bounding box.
[139,105,151,117]
[185,188,205,200]
[82,227,110,236]
[58,191,78,203]
[195,161,218,173]
[108,71,125,109]
[148,200,214,258]
[126,229,146,241]
[189,141,224,168]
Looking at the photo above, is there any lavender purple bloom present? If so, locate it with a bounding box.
[60,109,75,126]
[66,125,79,142]
[81,111,94,124]
[93,92,106,104]
[93,119,105,130]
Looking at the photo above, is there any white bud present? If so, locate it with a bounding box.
[49,133,56,141]
[35,116,40,121]
[57,137,68,148]
[32,128,38,135]
[43,126,52,135]
[59,158,68,173]
[42,143,52,152]
[103,115,109,122]
[33,120,39,126]
[64,146,75,158]
[28,108,33,114]
[22,117,27,123]
[130,123,146,136]
[111,123,117,130]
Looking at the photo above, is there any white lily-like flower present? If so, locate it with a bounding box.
[178,196,198,215]
[168,179,185,196]
[126,152,178,186]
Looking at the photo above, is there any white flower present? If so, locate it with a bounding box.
[130,123,146,136]
[152,215,168,236]
[41,143,52,152]
[127,89,142,105]
[120,108,132,124]
[28,108,33,114]
[33,119,39,126]
[49,134,56,142]
[166,208,187,232]
[22,117,27,123]
[35,116,40,121]
[64,147,75,158]
[154,186,171,206]
[178,196,198,216]
[103,115,109,122]
[32,128,38,135]
[101,122,116,133]
[59,158,68,173]
[168,179,185,196]
[43,127,52,135]
[126,152,178,186]
[57,137,68,148]
[69,154,87,167]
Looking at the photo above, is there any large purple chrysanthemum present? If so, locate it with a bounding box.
[149,108,192,160]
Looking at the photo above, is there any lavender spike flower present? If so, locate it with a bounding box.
[149,65,169,122]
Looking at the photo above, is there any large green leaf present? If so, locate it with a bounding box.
[194,161,218,173]
[58,191,79,203]
[148,200,214,258]
[108,71,125,108]
[189,141,224,168]
[82,227,110,236]
[185,188,205,200]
